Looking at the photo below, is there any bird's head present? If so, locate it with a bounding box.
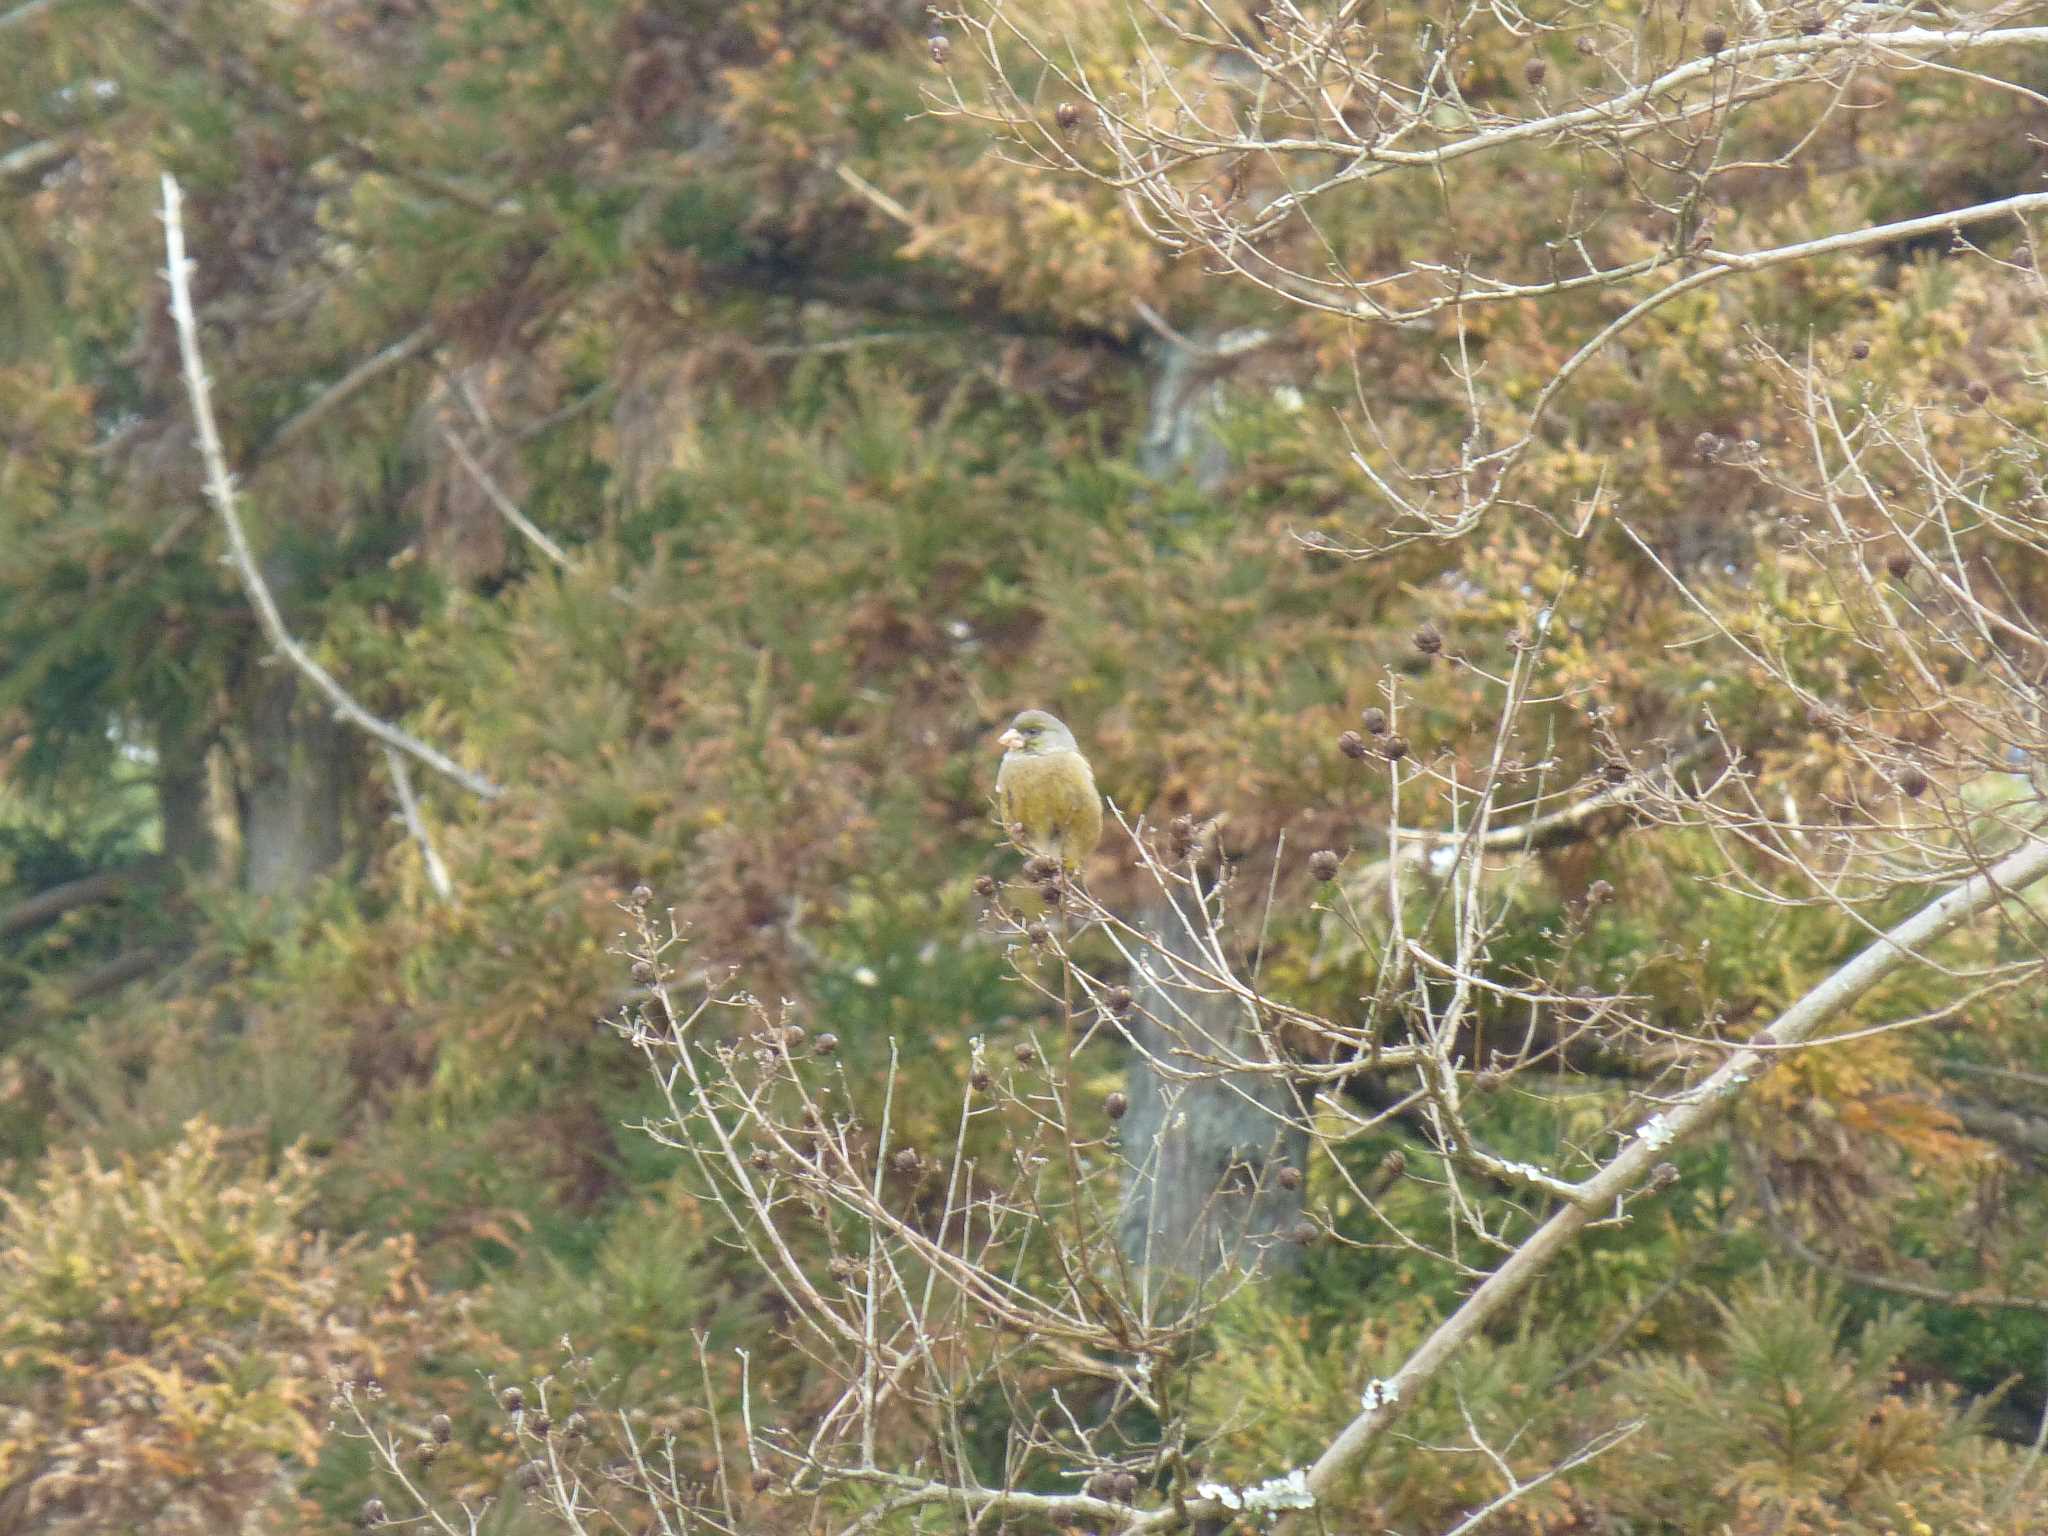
[999,709,1077,757]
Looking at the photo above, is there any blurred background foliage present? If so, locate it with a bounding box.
[4,0,2048,1529]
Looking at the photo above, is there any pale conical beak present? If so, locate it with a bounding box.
[998,729,1023,751]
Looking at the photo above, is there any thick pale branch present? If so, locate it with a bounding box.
[0,0,67,30]
[1118,825,2048,1533]
[159,174,503,801]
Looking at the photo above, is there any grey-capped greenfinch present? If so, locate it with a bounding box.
[995,709,1103,873]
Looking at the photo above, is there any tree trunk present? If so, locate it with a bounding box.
[1116,893,1308,1278]
[157,741,218,876]
[1117,321,1303,1280]
[240,665,356,898]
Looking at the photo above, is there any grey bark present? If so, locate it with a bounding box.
[1118,318,1303,1278]
[157,742,217,875]
[240,666,357,898]
[1116,893,1310,1277]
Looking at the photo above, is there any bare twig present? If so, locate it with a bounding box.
[438,423,576,572]
[384,746,456,902]
[265,323,438,457]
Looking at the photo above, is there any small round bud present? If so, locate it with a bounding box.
[415,1439,439,1465]
[1308,849,1341,882]
[927,33,950,64]
[1588,878,1615,906]
[562,1412,588,1441]
[1055,101,1082,132]
[1290,1219,1319,1245]
[970,1068,993,1092]
[631,959,656,984]
[501,1387,526,1414]
[1025,920,1049,946]
[1805,702,1844,738]
[1024,854,1062,882]
[1850,339,1870,360]
[750,1147,773,1170]
[752,1469,774,1493]
[630,883,654,907]
[1361,706,1388,736]
[1651,1161,1681,1189]
[431,1413,453,1444]
[1105,985,1135,1017]
[1897,766,1929,798]
[529,1414,552,1438]
[1702,23,1726,52]
[1338,729,1369,760]
[1014,1041,1037,1065]
[1380,1148,1407,1178]
[1382,735,1409,761]
[1105,1091,1129,1120]
[517,1460,546,1491]
[1412,620,1443,655]
[891,1146,920,1174]
[1523,56,1547,86]
[1967,380,1990,405]
[1085,1471,1115,1499]
[974,873,997,898]
[1886,549,1913,579]
[1603,759,1630,785]
[1695,430,1721,460]
[1276,1165,1302,1190]
[1575,32,1598,55]
[815,1031,839,1055]
[360,1497,388,1526]
[781,1024,805,1048]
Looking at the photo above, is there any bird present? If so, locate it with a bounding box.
[994,709,1103,874]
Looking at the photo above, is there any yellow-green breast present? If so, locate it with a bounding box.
[995,749,1103,871]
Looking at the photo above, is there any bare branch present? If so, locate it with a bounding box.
[384,746,456,902]
[159,173,503,801]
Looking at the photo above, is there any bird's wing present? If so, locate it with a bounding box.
[1047,755,1103,861]
[994,756,1020,829]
